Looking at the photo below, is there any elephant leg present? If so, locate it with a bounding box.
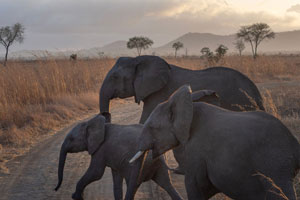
[184,175,207,200]
[72,157,106,200]
[172,145,185,175]
[152,166,183,200]
[124,178,141,200]
[111,169,124,200]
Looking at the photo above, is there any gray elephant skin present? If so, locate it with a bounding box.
[132,85,300,200]
[99,55,264,125]
[55,115,182,200]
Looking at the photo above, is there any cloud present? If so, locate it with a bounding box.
[287,4,300,13]
[0,0,299,51]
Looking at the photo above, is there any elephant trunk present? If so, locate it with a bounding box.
[125,151,148,200]
[99,78,114,115]
[55,144,67,191]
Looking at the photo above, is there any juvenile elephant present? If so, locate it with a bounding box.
[55,115,182,200]
[131,85,300,200]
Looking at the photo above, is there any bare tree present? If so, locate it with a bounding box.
[127,36,153,56]
[234,39,245,56]
[172,41,184,58]
[237,23,275,59]
[0,23,25,66]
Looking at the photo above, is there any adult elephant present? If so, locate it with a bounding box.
[99,55,265,173]
[100,55,264,124]
[131,86,300,200]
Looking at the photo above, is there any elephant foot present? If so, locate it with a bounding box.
[72,192,84,200]
[171,166,185,175]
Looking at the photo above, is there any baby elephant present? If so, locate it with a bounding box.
[55,115,182,200]
[131,85,300,200]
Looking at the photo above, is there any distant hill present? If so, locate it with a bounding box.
[258,30,300,53]
[155,30,300,56]
[3,30,300,59]
[155,32,236,56]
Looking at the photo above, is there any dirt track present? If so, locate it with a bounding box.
[0,100,189,200]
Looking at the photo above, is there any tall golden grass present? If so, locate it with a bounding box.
[0,55,300,147]
[0,59,115,146]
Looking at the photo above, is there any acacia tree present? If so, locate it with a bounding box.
[215,44,228,60]
[200,47,215,64]
[237,23,275,59]
[234,39,245,56]
[0,23,25,66]
[200,47,210,56]
[127,36,153,56]
[172,41,184,58]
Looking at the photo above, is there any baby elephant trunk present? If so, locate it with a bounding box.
[54,146,67,191]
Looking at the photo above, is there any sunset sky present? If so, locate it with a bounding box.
[0,0,300,52]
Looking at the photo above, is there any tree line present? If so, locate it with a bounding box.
[0,22,275,66]
[126,22,275,59]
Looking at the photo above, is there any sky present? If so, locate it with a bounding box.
[0,0,300,52]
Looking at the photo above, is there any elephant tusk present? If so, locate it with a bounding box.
[129,151,144,163]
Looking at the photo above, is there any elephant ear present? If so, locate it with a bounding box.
[133,56,171,103]
[192,90,220,106]
[86,115,106,155]
[168,85,193,144]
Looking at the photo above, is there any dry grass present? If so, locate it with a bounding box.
[0,59,115,148]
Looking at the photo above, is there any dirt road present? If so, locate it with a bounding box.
[0,99,188,200]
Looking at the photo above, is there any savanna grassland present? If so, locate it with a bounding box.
[0,58,115,169]
[0,55,300,196]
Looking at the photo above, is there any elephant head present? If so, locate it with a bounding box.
[99,55,171,115]
[55,115,106,191]
[130,85,219,162]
